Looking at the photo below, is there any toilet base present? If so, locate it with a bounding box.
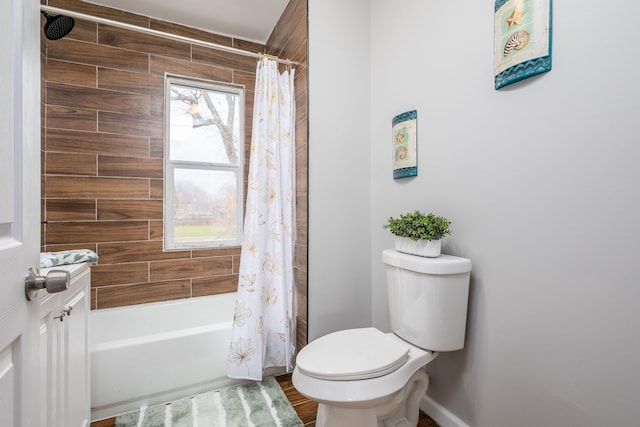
[314,368,429,427]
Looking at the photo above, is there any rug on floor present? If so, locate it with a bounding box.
[114,376,304,427]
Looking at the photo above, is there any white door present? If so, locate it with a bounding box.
[0,0,43,426]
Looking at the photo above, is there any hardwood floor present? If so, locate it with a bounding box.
[276,374,318,426]
[91,374,440,426]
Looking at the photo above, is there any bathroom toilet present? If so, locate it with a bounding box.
[292,249,472,427]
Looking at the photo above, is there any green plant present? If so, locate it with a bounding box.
[383,211,451,241]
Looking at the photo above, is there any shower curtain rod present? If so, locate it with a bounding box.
[40,5,298,67]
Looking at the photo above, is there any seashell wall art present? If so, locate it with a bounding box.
[392,110,418,179]
[494,0,552,89]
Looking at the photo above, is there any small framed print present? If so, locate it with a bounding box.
[494,0,552,89]
[392,110,417,179]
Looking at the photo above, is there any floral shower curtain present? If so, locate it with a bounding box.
[227,58,296,381]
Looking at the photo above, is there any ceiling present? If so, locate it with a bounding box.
[83,0,290,43]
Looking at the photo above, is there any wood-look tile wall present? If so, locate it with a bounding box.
[42,0,308,347]
[266,0,309,350]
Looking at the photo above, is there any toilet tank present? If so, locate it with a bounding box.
[382,249,472,352]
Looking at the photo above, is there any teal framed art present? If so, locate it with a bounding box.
[392,110,418,179]
[494,0,552,89]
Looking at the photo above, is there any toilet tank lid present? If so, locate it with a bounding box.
[382,249,472,275]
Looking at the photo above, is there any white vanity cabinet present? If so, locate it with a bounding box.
[38,262,91,427]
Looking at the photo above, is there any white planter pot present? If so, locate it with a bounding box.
[394,236,441,257]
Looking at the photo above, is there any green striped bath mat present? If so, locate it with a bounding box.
[114,376,304,427]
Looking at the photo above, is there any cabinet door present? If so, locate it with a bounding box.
[39,296,60,427]
[39,264,91,427]
[60,284,90,427]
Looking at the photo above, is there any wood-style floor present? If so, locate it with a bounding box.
[91,374,440,427]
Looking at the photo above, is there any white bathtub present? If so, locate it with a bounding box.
[90,293,244,421]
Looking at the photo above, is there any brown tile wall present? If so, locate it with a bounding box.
[266,0,309,351]
[42,0,308,341]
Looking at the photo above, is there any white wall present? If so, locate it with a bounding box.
[311,0,640,425]
[307,0,372,341]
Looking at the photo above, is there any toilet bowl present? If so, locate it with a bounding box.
[292,249,472,427]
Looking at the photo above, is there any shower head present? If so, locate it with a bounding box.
[41,11,75,40]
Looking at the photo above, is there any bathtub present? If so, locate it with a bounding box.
[90,293,244,421]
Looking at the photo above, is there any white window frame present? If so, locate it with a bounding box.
[164,75,245,251]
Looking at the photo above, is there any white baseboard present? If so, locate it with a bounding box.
[420,395,470,427]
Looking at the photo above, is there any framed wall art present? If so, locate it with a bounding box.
[494,0,552,89]
[392,110,417,179]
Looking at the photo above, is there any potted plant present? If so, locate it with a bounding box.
[383,210,451,257]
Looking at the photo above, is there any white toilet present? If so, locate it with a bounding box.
[292,249,472,427]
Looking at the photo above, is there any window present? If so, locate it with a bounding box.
[164,76,244,250]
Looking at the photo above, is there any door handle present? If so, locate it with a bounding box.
[25,267,70,301]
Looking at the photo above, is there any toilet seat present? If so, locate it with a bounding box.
[296,328,409,381]
[292,331,438,405]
